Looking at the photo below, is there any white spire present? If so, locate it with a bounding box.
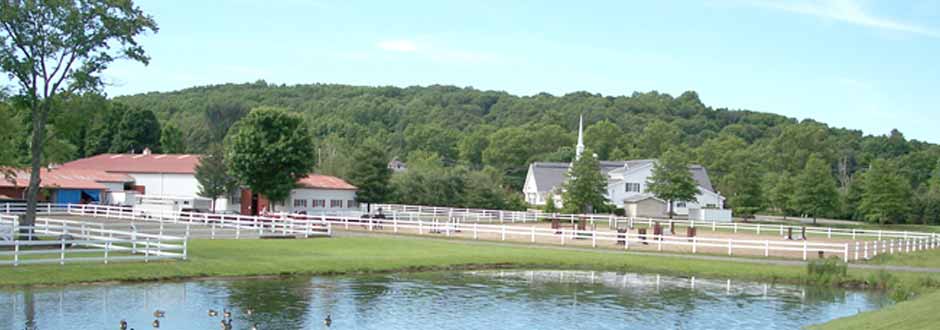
[575,115,585,160]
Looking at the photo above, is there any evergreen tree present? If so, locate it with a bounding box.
[561,149,607,214]
[762,172,795,218]
[859,159,912,224]
[543,192,558,214]
[225,107,316,211]
[160,123,186,153]
[111,108,161,153]
[647,149,698,218]
[195,144,238,211]
[346,138,392,212]
[792,154,839,224]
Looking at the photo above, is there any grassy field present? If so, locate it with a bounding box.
[862,247,940,268]
[810,289,940,330]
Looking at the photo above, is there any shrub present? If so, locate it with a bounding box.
[806,257,848,285]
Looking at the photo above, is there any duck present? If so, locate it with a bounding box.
[208,309,218,317]
[119,319,127,330]
[251,323,259,330]
[246,307,254,317]
[324,313,332,327]
[223,308,232,319]
[152,319,160,328]
[153,310,165,318]
[220,319,233,330]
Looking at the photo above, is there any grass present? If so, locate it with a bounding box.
[809,289,940,330]
[862,247,940,269]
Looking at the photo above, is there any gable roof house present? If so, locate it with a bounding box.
[522,116,725,217]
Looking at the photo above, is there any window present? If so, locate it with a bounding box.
[625,183,641,192]
[330,200,343,208]
[293,199,307,208]
[311,199,325,208]
[675,202,687,208]
[229,191,241,205]
[347,200,357,208]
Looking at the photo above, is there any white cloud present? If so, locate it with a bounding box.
[377,40,419,52]
[741,0,940,38]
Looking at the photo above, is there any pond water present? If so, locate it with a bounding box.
[1,270,889,330]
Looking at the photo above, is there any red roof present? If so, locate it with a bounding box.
[0,168,133,190]
[59,153,201,174]
[296,174,357,190]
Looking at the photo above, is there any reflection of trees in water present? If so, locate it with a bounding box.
[343,275,393,318]
[224,277,316,328]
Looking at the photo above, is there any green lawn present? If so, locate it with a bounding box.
[862,247,940,268]
[810,289,940,330]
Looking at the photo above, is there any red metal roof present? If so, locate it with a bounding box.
[296,174,357,190]
[59,153,201,174]
[0,168,133,190]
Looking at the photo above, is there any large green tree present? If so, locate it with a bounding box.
[722,151,764,218]
[859,159,912,224]
[346,138,391,212]
[584,120,621,160]
[195,144,238,211]
[160,123,186,153]
[0,0,157,227]
[110,108,161,153]
[561,149,608,214]
[225,107,316,210]
[792,154,839,224]
[646,149,698,218]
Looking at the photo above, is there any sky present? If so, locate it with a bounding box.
[101,0,940,143]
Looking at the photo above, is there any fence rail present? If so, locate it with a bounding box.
[370,203,939,241]
[0,214,186,266]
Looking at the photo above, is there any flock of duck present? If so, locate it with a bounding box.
[117,308,332,329]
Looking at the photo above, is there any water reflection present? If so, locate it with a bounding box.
[0,270,890,330]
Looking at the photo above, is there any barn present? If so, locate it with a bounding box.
[0,168,133,204]
[239,174,358,216]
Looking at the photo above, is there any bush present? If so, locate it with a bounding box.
[806,257,848,285]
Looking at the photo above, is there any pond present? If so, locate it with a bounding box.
[1,270,889,330]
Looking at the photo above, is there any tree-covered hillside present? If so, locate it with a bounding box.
[5,81,938,223]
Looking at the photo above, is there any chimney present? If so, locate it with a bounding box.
[142,147,152,155]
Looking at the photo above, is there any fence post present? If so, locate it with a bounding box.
[561,230,565,245]
[727,239,732,256]
[764,240,769,257]
[756,224,761,235]
[864,241,868,259]
[878,230,882,240]
[393,218,398,233]
[60,236,66,265]
[802,240,807,260]
[779,224,783,236]
[211,223,216,240]
[657,234,663,251]
[531,227,535,243]
[501,226,506,241]
[712,221,716,231]
[733,223,737,233]
[473,223,478,240]
[828,227,832,239]
[182,239,188,260]
[13,240,18,267]
[144,238,150,263]
[854,241,859,260]
[843,243,849,262]
[852,229,856,240]
[592,231,597,248]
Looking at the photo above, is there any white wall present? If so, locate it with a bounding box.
[522,165,544,205]
[607,165,724,214]
[129,173,200,197]
[286,188,357,213]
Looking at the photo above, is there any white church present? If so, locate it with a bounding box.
[522,117,726,218]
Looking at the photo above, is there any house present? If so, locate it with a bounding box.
[58,149,202,197]
[388,158,407,172]
[60,149,358,214]
[240,174,358,215]
[0,168,133,204]
[522,116,725,217]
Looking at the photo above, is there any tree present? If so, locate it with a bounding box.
[346,138,391,212]
[543,191,558,214]
[561,148,607,214]
[646,149,698,218]
[110,108,161,153]
[922,162,940,224]
[0,0,157,228]
[859,159,912,224]
[792,154,839,224]
[160,123,186,153]
[195,144,237,211]
[762,172,795,218]
[638,120,681,158]
[723,151,763,219]
[83,102,125,156]
[584,120,621,160]
[225,107,316,211]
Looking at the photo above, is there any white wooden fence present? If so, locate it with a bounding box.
[371,203,939,241]
[0,214,186,266]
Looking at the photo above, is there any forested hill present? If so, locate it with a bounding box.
[78,81,940,223]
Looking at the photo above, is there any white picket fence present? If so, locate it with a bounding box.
[0,214,186,266]
[66,204,332,239]
[372,203,939,241]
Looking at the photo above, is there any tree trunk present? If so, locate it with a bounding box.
[23,106,49,238]
[668,200,674,219]
[212,197,217,212]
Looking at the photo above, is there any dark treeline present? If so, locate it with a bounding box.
[3,81,939,223]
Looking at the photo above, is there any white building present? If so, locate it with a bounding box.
[522,116,726,217]
[285,174,358,214]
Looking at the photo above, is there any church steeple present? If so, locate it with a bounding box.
[575,115,585,160]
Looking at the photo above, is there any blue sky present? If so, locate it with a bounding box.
[103,0,940,143]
